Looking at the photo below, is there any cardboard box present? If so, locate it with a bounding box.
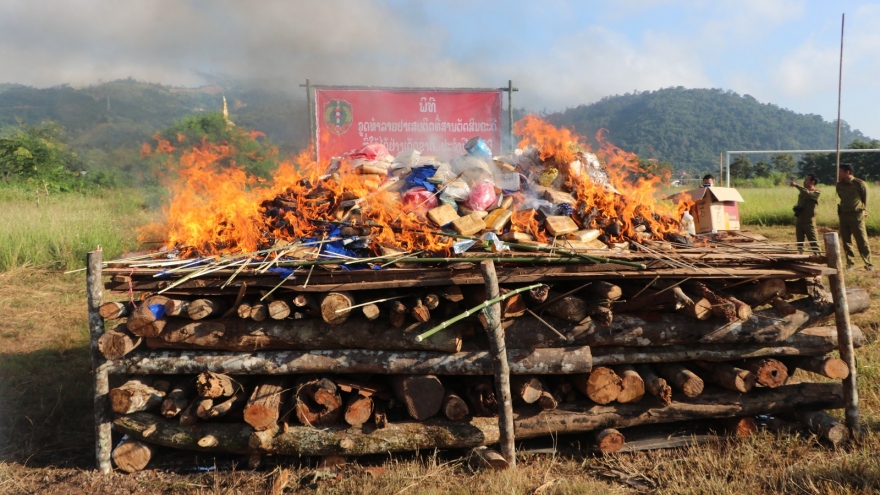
[672,187,745,234]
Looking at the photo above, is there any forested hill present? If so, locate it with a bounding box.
[546,87,872,173]
[1,81,873,182]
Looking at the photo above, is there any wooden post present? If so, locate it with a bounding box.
[480,260,515,468]
[88,249,112,474]
[824,232,860,436]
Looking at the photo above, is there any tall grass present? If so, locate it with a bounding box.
[0,185,161,270]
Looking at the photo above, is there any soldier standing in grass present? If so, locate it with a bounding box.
[790,174,821,254]
[836,164,874,271]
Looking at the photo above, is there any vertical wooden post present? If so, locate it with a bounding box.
[88,249,112,473]
[823,232,859,436]
[480,260,515,467]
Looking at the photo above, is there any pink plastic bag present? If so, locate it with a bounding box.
[464,180,497,211]
[402,187,438,209]
[347,143,390,161]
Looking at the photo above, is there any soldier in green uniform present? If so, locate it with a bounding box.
[790,174,820,254]
[836,164,874,271]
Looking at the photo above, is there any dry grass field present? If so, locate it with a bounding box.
[1,188,879,494]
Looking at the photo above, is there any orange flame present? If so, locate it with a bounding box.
[143,115,683,257]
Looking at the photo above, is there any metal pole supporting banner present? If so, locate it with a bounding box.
[835,14,845,181]
[508,80,514,153]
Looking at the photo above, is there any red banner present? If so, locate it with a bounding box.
[314,88,503,164]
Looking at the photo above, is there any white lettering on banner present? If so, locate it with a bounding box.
[359,134,497,154]
[356,118,498,136]
[419,97,437,113]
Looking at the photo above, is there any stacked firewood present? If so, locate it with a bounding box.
[98,271,868,472]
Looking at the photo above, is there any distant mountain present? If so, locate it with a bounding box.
[546,87,872,174]
[1,81,871,182]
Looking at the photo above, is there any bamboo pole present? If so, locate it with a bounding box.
[824,232,859,436]
[88,249,112,474]
[480,260,515,468]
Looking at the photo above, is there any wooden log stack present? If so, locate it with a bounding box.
[94,253,868,472]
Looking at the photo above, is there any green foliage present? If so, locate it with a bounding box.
[799,139,880,183]
[770,153,797,179]
[753,159,772,178]
[549,87,872,173]
[729,155,753,179]
[147,111,280,179]
[0,122,83,191]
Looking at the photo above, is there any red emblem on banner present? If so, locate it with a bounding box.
[323,99,353,135]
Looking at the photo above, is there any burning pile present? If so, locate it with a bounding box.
[89,116,865,474]
[144,115,684,261]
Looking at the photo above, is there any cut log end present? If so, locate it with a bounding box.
[595,428,625,454]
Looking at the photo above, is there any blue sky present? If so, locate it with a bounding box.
[1,0,878,138]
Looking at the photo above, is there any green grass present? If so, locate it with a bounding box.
[0,185,160,270]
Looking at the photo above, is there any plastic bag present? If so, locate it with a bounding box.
[465,180,498,212]
[442,180,471,201]
[347,143,390,161]
[402,187,438,209]
[391,149,421,172]
[450,155,494,185]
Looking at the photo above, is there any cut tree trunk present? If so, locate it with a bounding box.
[583,281,623,302]
[179,400,199,427]
[294,377,343,427]
[195,371,239,399]
[634,365,672,406]
[469,446,509,470]
[98,325,141,360]
[792,410,849,447]
[321,292,355,325]
[770,297,797,316]
[112,437,156,473]
[686,281,737,322]
[373,401,388,429]
[146,316,463,353]
[728,297,752,321]
[536,390,558,410]
[110,379,165,414]
[268,301,291,320]
[510,376,544,404]
[197,387,247,420]
[655,363,703,397]
[723,416,758,436]
[502,288,869,348]
[390,301,407,328]
[595,428,625,454]
[528,284,550,303]
[424,294,440,310]
[391,375,445,420]
[114,383,845,456]
[789,356,850,379]
[99,301,135,320]
[500,288,527,318]
[572,367,622,405]
[362,304,381,321]
[343,395,374,427]
[243,377,288,431]
[410,299,431,323]
[161,378,194,419]
[126,296,170,337]
[466,377,498,417]
[741,358,788,388]
[442,391,470,421]
[115,346,594,376]
[544,292,589,322]
[693,361,755,393]
[237,302,253,319]
[163,299,190,317]
[612,365,645,403]
[728,278,787,305]
[249,303,268,322]
[187,298,225,320]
